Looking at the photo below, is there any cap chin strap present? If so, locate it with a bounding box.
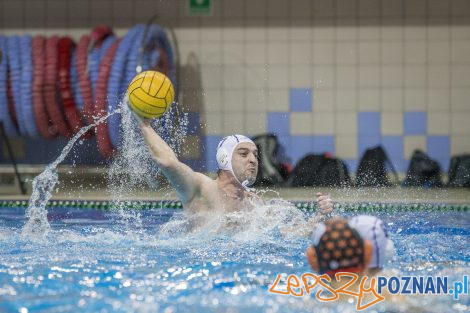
[229,168,255,192]
[241,179,255,192]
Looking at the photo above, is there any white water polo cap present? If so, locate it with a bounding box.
[348,215,391,269]
[216,135,256,189]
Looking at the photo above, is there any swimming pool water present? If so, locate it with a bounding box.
[0,204,468,313]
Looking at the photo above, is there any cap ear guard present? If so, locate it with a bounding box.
[216,147,229,169]
[310,223,326,246]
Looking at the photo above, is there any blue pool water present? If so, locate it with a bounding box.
[0,204,468,313]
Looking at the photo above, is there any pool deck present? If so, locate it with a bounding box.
[1,186,469,204]
[0,165,468,203]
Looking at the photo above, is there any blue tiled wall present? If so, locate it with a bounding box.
[289,88,312,112]
[195,87,459,175]
[404,112,427,135]
[3,0,469,178]
[267,112,290,135]
[427,136,450,172]
[203,135,223,172]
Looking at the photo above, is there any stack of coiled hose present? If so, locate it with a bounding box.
[0,24,176,158]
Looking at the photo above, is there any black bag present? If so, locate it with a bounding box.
[287,154,350,187]
[403,150,442,187]
[356,146,398,187]
[447,154,470,187]
[317,156,351,187]
[252,134,285,186]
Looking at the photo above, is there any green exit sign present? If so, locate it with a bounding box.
[189,0,212,15]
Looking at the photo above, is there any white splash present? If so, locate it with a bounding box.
[106,97,188,232]
[21,110,119,240]
[157,196,311,244]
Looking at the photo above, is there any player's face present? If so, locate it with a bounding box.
[231,142,259,185]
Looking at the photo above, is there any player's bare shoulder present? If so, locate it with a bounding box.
[193,172,216,185]
[183,172,222,212]
[192,172,219,197]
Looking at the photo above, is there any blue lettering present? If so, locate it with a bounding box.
[454,281,463,300]
[401,276,411,294]
[424,277,436,294]
[436,277,447,294]
[388,277,400,294]
[465,276,468,294]
[413,276,423,294]
[377,277,387,294]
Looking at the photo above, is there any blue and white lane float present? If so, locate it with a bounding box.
[107,24,176,152]
[0,35,18,137]
[7,36,26,135]
[20,35,40,138]
[89,35,116,97]
[70,48,83,114]
[106,24,145,151]
[134,24,176,142]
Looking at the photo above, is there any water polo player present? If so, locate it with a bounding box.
[141,122,260,212]
[140,121,334,214]
[306,216,393,275]
[305,218,373,277]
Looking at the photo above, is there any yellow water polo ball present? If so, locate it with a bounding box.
[127,70,175,119]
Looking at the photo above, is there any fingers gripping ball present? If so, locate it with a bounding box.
[127,70,174,119]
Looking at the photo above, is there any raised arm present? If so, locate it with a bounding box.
[140,120,200,203]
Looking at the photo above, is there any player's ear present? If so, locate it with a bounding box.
[305,246,320,273]
[363,239,373,269]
